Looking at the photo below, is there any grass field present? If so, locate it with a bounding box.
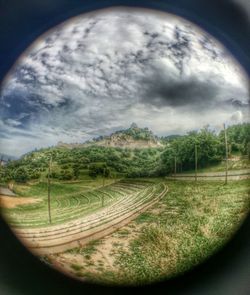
[45,179,250,285]
[1,178,161,231]
[1,177,122,227]
[1,175,249,285]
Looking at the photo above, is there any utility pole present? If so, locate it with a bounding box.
[195,144,198,182]
[248,142,250,161]
[223,123,228,185]
[174,156,177,179]
[103,167,106,187]
[102,167,105,207]
[0,156,2,183]
[47,156,52,224]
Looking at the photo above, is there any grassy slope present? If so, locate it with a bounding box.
[11,176,115,198]
[1,177,157,228]
[1,177,119,227]
[115,180,249,285]
[60,179,250,285]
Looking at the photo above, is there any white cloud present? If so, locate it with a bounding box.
[5,119,22,127]
[0,7,248,156]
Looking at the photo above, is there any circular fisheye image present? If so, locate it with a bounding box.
[0,7,249,286]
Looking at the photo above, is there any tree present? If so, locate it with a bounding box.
[13,167,29,183]
[72,164,80,179]
[88,164,99,178]
[59,169,74,180]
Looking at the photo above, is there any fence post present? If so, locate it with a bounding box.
[174,156,177,180]
[195,144,198,182]
[47,156,52,224]
[223,123,228,185]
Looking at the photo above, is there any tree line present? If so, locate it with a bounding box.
[0,123,249,183]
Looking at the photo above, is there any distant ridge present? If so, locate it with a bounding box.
[57,123,163,149]
[0,153,17,162]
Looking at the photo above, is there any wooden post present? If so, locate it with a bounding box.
[248,142,250,161]
[102,167,105,207]
[0,157,2,182]
[174,156,177,179]
[223,123,228,185]
[103,167,105,187]
[195,144,198,182]
[47,157,52,224]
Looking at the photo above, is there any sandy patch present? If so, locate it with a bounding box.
[47,221,146,281]
[0,195,41,208]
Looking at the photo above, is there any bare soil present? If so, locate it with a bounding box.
[0,196,41,209]
[47,220,145,280]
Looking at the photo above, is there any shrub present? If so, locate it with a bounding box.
[13,167,29,183]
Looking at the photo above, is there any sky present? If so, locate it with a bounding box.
[0,7,249,157]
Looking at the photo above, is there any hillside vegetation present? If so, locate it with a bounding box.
[0,123,249,184]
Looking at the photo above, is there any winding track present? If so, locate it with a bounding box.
[12,182,168,254]
[167,169,250,180]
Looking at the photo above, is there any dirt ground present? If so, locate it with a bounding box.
[45,197,167,281]
[0,195,41,208]
[47,220,145,281]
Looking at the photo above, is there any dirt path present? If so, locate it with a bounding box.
[167,169,250,180]
[0,187,16,196]
[50,222,145,278]
[0,196,41,209]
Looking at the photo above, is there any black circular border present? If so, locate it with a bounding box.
[0,1,249,294]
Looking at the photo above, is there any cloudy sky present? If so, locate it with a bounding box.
[0,8,249,157]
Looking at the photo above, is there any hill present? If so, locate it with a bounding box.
[58,123,163,149]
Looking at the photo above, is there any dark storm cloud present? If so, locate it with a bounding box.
[227,98,250,109]
[141,71,220,109]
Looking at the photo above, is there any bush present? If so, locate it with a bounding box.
[13,167,29,183]
[88,163,110,178]
[59,169,74,180]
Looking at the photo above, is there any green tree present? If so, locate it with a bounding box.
[13,167,29,183]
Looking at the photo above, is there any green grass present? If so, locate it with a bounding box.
[12,177,116,198]
[91,179,250,286]
[67,239,102,256]
[115,229,130,238]
[2,174,249,286]
[2,178,158,228]
[122,180,248,284]
[70,264,83,271]
[1,178,132,228]
[135,212,158,224]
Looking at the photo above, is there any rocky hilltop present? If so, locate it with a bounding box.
[58,123,163,149]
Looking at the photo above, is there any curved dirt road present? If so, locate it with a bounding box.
[167,169,250,180]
